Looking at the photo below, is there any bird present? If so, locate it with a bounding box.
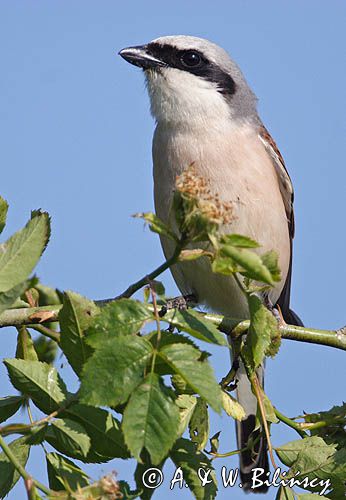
[119,35,303,493]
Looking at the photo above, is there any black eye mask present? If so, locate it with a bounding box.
[146,42,236,96]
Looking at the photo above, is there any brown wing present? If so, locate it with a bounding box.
[259,125,295,238]
[258,125,302,326]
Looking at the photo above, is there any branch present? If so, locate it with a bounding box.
[0,305,61,328]
[204,312,346,351]
[0,303,345,351]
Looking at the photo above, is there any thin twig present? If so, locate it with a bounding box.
[97,241,184,304]
[24,477,36,500]
[209,434,261,459]
[0,434,51,496]
[209,447,245,458]
[251,373,278,470]
[26,401,34,425]
[0,399,74,437]
[28,323,60,342]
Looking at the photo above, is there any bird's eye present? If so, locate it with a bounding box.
[180,51,202,67]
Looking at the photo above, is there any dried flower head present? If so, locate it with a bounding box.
[175,163,233,226]
[99,472,123,499]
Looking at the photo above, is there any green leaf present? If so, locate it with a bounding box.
[149,329,198,350]
[35,283,61,306]
[0,396,24,423]
[46,452,89,491]
[46,418,91,458]
[0,280,30,315]
[0,437,30,498]
[171,374,195,395]
[275,486,296,500]
[4,359,68,414]
[59,291,98,376]
[0,196,8,234]
[16,327,38,361]
[170,438,217,500]
[176,395,197,438]
[134,212,178,241]
[26,425,47,445]
[80,336,153,407]
[160,308,228,346]
[222,391,246,421]
[118,480,141,500]
[189,398,209,451]
[149,330,199,377]
[65,404,130,459]
[148,280,165,297]
[261,250,281,282]
[256,392,279,426]
[303,403,346,447]
[134,459,166,500]
[211,256,237,275]
[209,431,221,454]
[296,495,329,499]
[122,373,180,464]
[0,211,50,292]
[242,295,278,370]
[220,234,260,248]
[85,299,152,347]
[219,244,275,285]
[33,337,57,365]
[158,343,222,413]
[276,436,344,497]
[179,249,212,261]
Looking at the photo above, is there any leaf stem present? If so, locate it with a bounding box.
[209,434,261,459]
[28,323,60,342]
[150,283,162,373]
[274,407,307,438]
[0,399,75,437]
[0,434,51,496]
[209,447,244,458]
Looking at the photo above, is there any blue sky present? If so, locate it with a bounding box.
[0,1,345,499]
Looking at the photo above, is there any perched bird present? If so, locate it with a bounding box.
[119,35,302,493]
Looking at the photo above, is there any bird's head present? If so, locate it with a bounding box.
[119,35,258,127]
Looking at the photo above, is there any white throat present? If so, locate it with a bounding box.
[145,68,233,130]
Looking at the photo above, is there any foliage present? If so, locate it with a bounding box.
[0,181,344,500]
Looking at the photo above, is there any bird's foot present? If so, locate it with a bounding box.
[263,295,286,327]
[159,294,197,333]
[159,293,197,318]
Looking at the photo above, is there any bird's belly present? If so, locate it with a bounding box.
[153,124,290,318]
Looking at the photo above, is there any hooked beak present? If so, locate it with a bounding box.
[118,45,165,70]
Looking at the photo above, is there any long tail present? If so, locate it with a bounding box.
[236,361,269,493]
[235,306,303,493]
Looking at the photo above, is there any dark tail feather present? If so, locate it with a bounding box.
[238,415,269,493]
[235,362,269,493]
[284,308,304,327]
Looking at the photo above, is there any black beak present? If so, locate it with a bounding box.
[118,45,165,70]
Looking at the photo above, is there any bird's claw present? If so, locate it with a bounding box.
[159,293,196,317]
